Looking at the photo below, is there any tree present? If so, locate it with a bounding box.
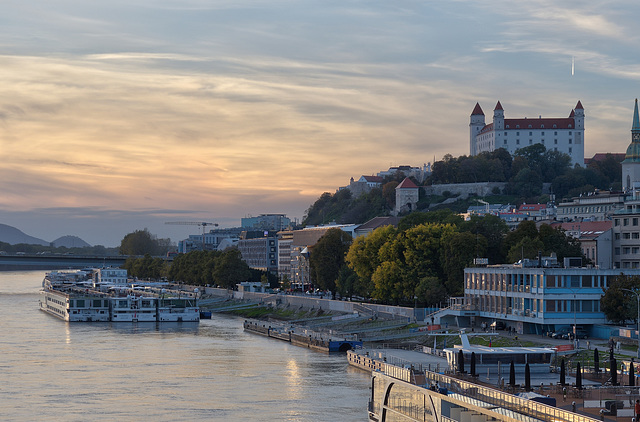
[212,249,251,289]
[309,228,353,296]
[601,275,640,325]
[442,231,486,295]
[119,229,171,256]
[415,276,447,307]
[346,225,397,283]
[506,236,545,263]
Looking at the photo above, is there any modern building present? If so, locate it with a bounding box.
[556,191,625,222]
[178,227,241,253]
[458,257,640,335]
[237,231,278,273]
[470,101,585,167]
[280,224,358,290]
[241,214,292,232]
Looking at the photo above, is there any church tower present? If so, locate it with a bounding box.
[622,99,640,191]
[469,103,485,156]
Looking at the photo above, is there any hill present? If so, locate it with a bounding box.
[0,224,49,246]
[51,235,91,248]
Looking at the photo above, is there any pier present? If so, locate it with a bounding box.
[243,320,362,352]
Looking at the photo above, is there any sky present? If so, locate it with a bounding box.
[1,1,640,247]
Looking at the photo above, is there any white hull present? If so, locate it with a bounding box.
[111,310,158,322]
[157,308,200,322]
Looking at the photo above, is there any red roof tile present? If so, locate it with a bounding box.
[471,102,484,116]
[396,177,418,189]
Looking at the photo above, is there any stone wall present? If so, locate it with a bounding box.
[423,182,506,199]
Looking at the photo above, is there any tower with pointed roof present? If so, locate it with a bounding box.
[469,103,485,156]
[395,177,419,215]
[622,99,640,190]
[469,101,585,167]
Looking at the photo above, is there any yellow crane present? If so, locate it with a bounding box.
[165,221,218,250]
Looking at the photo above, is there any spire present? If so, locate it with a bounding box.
[575,100,584,110]
[494,101,503,111]
[633,98,640,133]
[471,102,484,116]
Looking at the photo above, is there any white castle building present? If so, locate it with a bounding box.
[469,101,585,166]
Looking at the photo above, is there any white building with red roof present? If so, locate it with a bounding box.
[470,101,585,167]
[395,177,419,215]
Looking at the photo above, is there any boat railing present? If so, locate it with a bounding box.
[382,363,599,422]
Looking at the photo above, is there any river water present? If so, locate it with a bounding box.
[0,271,371,421]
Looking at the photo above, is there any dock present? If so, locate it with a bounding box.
[243,320,362,352]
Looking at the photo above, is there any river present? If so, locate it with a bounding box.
[0,271,371,421]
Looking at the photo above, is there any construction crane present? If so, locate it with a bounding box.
[165,221,218,251]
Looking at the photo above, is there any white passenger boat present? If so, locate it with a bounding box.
[157,297,200,322]
[110,295,158,322]
[40,287,110,322]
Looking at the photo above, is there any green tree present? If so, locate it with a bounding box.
[119,229,171,256]
[346,225,397,284]
[442,231,486,295]
[309,228,353,297]
[506,236,545,263]
[461,214,508,264]
[335,265,361,299]
[601,275,640,325]
[212,249,251,289]
[415,276,448,307]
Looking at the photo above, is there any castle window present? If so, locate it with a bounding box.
[504,132,507,136]
[516,139,520,145]
[516,131,519,136]
[569,139,572,144]
[529,131,532,135]
[541,139,545,144]
[528,125,532,128]
[516,125,520,128]
[541,126,544,129]
[541,131,545,135]
[504,139,507,145]
[569,147,572,153]
[569,125,572,128]
[554,131,557,135]
[569,131,572,135]
[554,139,558,144]
[553,125,557,128]
[506,125,510,128]
[529,139,532,144]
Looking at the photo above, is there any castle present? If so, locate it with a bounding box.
[469,101,585,167]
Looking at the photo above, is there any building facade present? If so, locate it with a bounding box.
[241,214,291,231]
[462,261,640,334]
[556,191,625,222]
[237,231,278,273]
[470,101,585,167]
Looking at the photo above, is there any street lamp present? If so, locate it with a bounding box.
[621,288,640,359]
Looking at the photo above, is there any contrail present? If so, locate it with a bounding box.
[571,56,575,76]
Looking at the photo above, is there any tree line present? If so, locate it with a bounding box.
[308,211,583,307]
[301,145,623,227]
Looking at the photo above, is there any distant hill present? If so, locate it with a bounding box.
[0,224,49,246]
[51,235,91,248]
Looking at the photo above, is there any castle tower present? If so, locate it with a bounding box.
[493,101,504,131]
[469,103,485,156]
[574,100,584,130]
[395,177,419,216]
[622,99,640,191]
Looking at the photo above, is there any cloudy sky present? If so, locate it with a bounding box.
[1,1,640,247]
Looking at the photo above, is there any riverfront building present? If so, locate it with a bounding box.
[470,101,585,166]
[459,258,640,335]
[237,231,278,273]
